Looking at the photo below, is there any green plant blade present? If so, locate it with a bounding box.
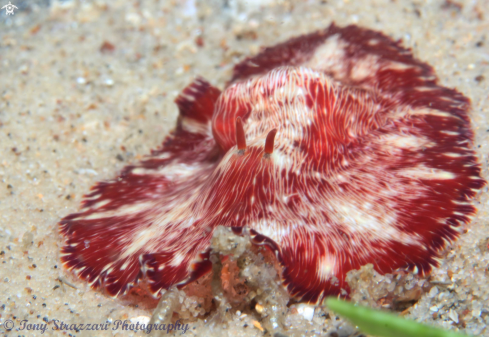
[325,298,470,337]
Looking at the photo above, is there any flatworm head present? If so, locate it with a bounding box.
[59,24,485,304]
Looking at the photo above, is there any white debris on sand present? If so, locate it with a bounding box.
[150,226,355,336]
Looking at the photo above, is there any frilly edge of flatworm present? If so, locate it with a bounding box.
[59,23,485,304]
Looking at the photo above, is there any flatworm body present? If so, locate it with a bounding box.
[59,24,485,304]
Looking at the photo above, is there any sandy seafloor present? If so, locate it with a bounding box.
[0,0,488,336]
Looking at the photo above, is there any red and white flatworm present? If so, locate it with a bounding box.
[59,24,486,304]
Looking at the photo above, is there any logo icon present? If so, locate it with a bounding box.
[1,1,18,15]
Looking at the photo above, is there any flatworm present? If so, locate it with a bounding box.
[59,23,486,304]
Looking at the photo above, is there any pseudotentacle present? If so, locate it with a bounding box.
[59,24,485,304]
